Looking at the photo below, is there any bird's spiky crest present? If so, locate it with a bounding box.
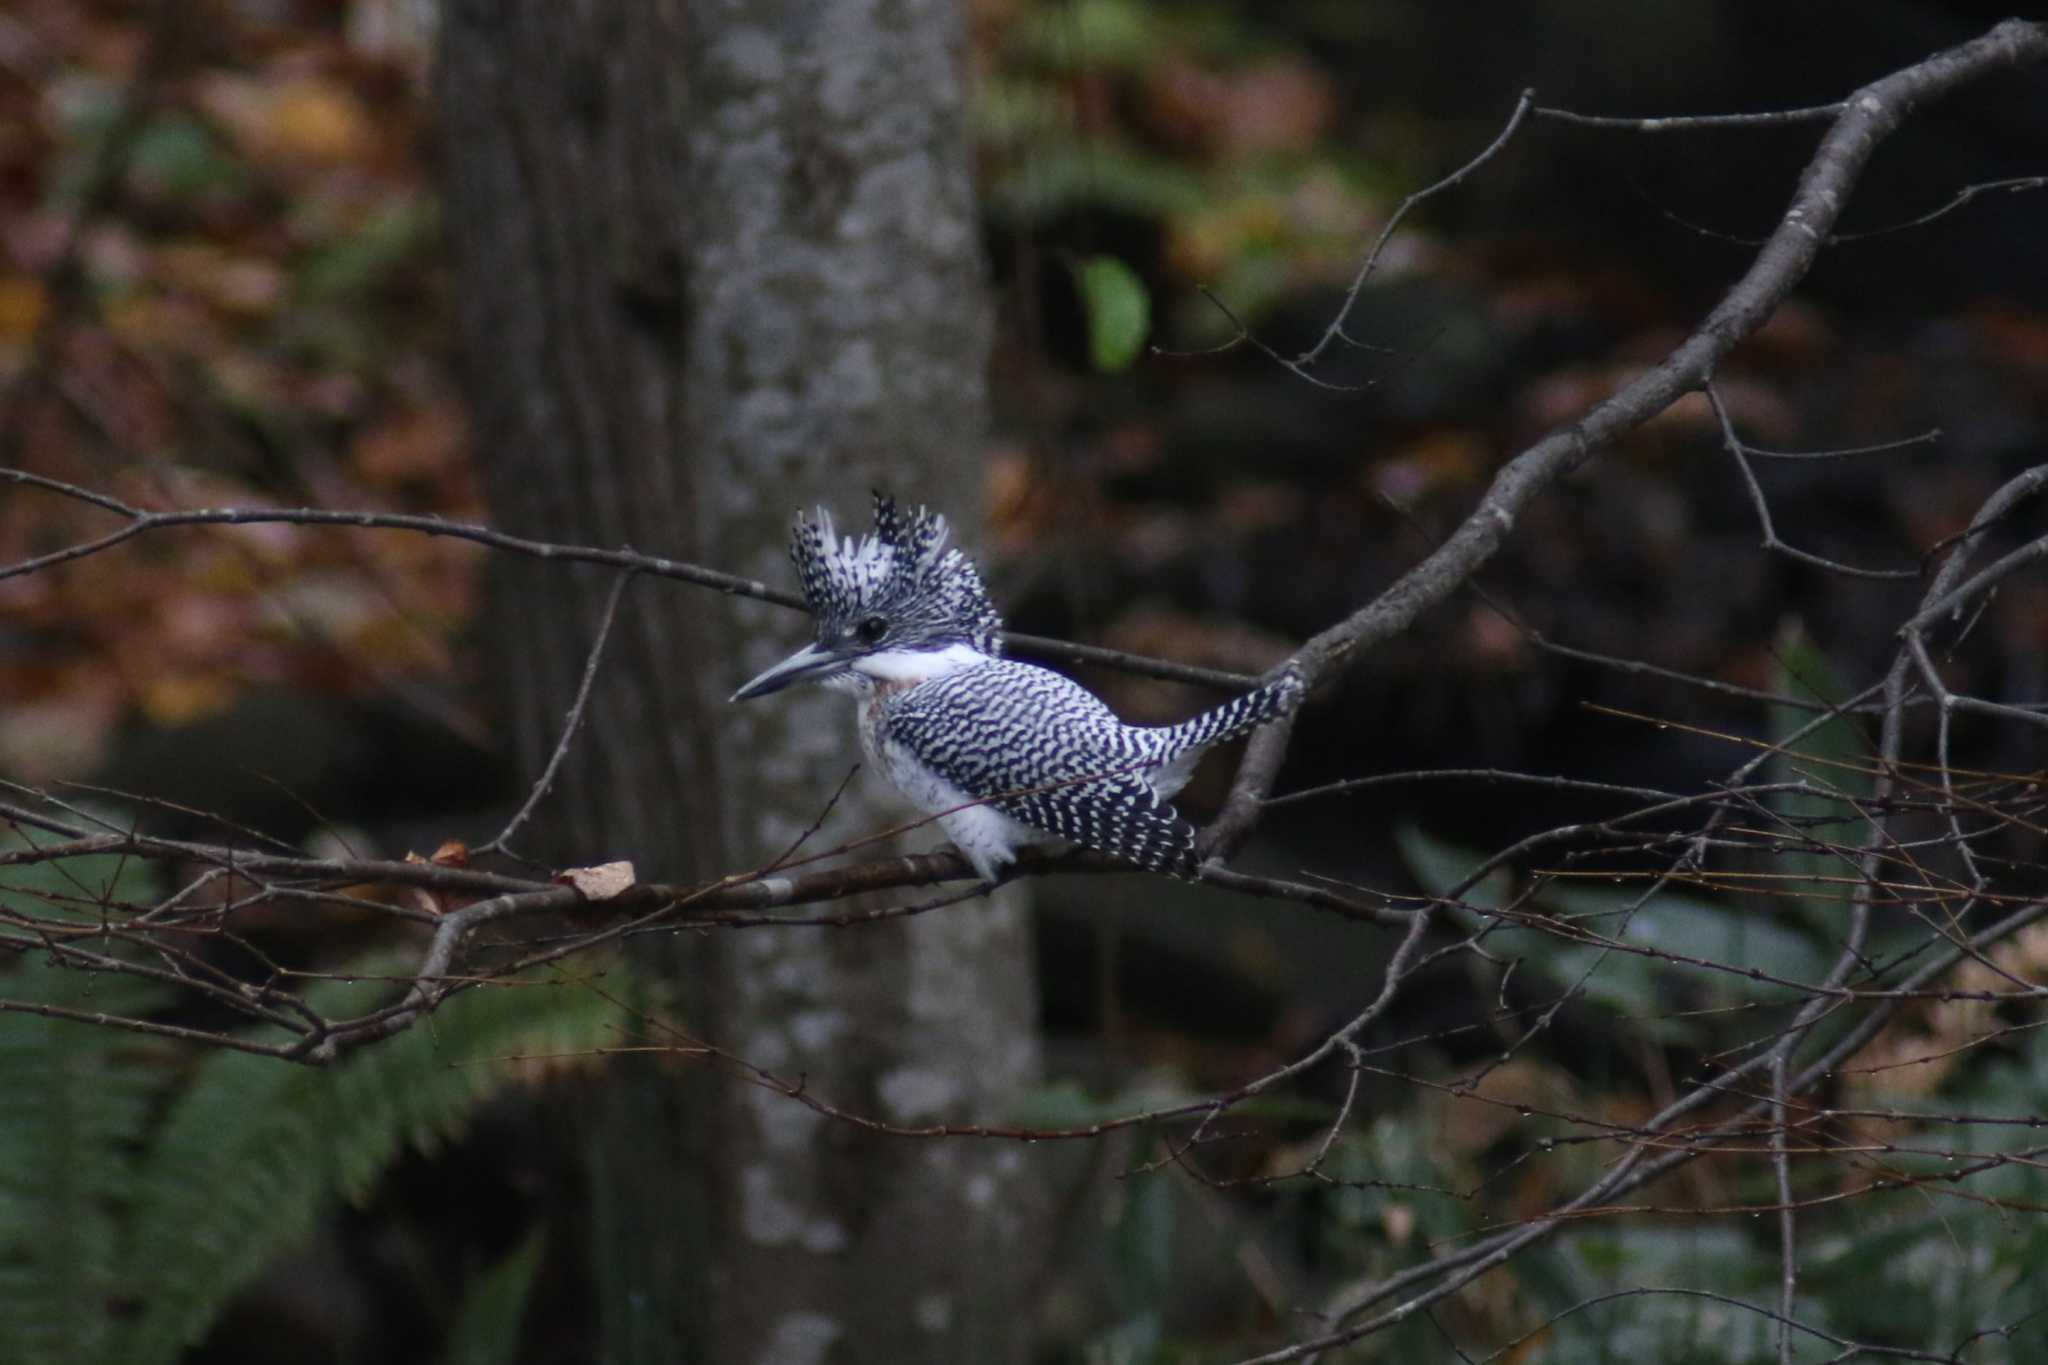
[789,492,1003,656]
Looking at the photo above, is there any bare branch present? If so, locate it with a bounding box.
[1201,17,2048,866]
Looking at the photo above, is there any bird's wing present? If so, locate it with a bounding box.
[992,770,1198,876]
[884,664,1199,875]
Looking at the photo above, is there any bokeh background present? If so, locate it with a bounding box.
[2,1,2046,1361]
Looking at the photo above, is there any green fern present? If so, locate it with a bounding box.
[0,961,170,1365]
[0,934,626,1365]
[112,967,625,1364]
[0,808,174,1361]
[0,818,163,928]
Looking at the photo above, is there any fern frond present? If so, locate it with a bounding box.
[0,819,162,929]
[0,960,171,1365]
[112,966,628,1365]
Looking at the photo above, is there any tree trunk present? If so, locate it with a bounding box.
[437,3,1043,1361]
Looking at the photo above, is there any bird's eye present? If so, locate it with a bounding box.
[854,615,888,645]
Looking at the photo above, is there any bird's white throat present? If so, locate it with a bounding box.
[834,642,993,692]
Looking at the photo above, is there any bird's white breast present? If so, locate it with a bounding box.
[855,680,1044,881]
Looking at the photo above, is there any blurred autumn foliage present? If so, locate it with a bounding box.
[0,0,472,781]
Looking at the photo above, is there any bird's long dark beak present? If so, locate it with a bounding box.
[731,642,845,702]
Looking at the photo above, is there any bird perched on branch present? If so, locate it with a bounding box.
[731,492,1302,882]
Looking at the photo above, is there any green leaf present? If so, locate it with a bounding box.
[1767,620,1873,936]
[1403,824,1679,1025]
[1399,825,1831,1039]
[1073,254,1152,373]
[1008,0,1251,70]
[1013,0,1160,70]
[0,820,161,927]
[1394,822,1512,911]
[1552,1225,1784,1363]
[127,115,252,203]
[970,75,1067,149]
[439,1230,546,1365]
[1010,1077,1206,1128]
[1088,1171,1175,1363]
[989,145,1208,224]
[297,197,435,303]
[1010,1079,1108,1127]
[1533,881,1834,1002]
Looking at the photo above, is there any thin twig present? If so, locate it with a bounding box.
[1709,380,1919,580]
[1534,102,1846,130]
[1297,90,1537,370]
[479,570,636,855]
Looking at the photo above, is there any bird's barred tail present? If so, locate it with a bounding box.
[1159,666,1304,758]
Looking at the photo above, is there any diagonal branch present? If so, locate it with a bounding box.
[1199,16,2048,866]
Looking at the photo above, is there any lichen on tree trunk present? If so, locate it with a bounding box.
[438,1,1043,1360]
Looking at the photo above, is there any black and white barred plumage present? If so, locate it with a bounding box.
[880,660,1299,877]
[732,492,1302,881]
[789,495,1003,659]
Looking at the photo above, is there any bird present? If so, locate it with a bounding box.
[730,492,1303,883]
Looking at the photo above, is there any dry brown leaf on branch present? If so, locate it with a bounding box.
[558,861,636,902]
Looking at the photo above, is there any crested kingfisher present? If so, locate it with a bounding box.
[732,493,1301,881]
